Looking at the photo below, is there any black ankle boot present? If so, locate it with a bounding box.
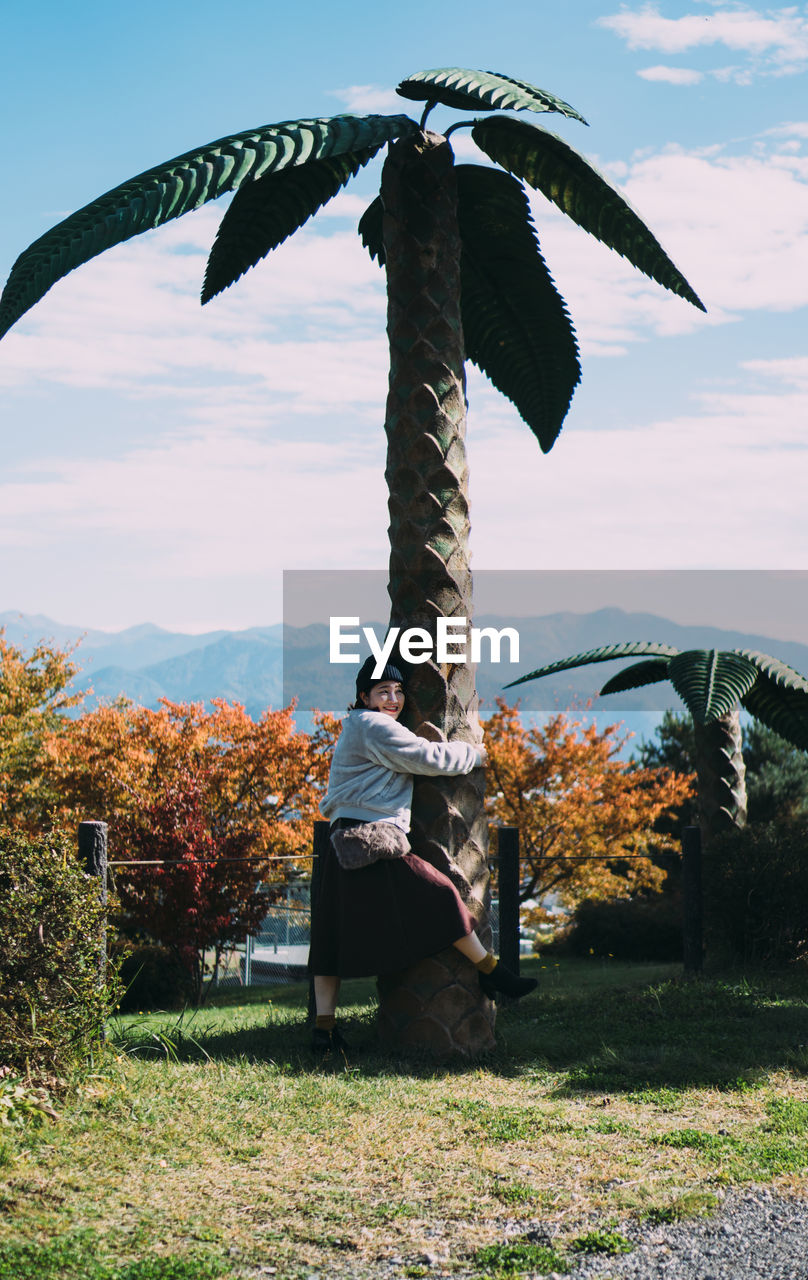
[478,963,537,1001]
[311,1024,350,1054]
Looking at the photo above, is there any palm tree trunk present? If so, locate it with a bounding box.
[375,130,495,1057]
[693,708,748,845]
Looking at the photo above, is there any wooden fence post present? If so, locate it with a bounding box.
[78,824,108,1034]
[682,824,704,974]
[307,820,331,1022]
[497,825,521,976]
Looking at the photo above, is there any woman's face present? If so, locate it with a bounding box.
[362,681,405,719]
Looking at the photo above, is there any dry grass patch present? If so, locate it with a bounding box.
[2,962,808,1277]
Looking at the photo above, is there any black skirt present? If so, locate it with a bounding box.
[308,819,476,978]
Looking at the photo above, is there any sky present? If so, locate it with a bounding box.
[1,0,807,639]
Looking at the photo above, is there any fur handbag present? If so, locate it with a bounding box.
[331,821,411,871]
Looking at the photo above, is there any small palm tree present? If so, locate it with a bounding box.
[508,644,808,844]
[0,69,704,1054]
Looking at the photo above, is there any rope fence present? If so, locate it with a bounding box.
[80,819,704,995]
[108,855,313,868]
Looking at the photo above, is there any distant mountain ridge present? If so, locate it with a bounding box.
[0,612,283,718]
[4,607,808,722]
[0,613,240,669]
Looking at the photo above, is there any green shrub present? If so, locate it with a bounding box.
[116,944,195,1012]
[473,1240,570,1275]
[705,820,808,964]
[0,1067,58,1125]
[570,1228,633,1255]
[0,1231,227,1280]
[0,828,119,1074]
[559,893,682,961]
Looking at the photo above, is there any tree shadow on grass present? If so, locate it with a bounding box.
[110,964,808,1090]
[111,1006,506,1080]
[499,968,808,1095]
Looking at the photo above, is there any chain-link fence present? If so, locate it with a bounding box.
[241,881,311,987]
[207,879,504,990]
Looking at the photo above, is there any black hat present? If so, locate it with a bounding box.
[355,655,406,698]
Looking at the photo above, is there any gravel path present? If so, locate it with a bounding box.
[301,1190,808,1280]
[540,1189,808,1280]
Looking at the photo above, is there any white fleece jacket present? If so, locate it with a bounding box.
[320,709,484,832]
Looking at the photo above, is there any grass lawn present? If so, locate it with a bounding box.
[2,958,808,1279]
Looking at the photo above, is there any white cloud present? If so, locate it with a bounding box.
[447,133,490,162]
[638,64,705,82]
[0,207,389,417]
[742,355,808,386]
[0,429,389,571]
[316,190,376,220]
[761,119,808,136]
[620,143,808,314]
[328,84,405,114]
[470,373,808,571]
[3,354,808,635]
[711,61,755,82]
[526,128,808,344]
[600,3,808,55]
[0,424,392,629]
[599,4,808,80]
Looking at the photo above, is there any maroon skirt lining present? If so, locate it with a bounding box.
[308,819,475,978]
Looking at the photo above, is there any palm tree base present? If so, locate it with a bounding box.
[376,947,496,1058]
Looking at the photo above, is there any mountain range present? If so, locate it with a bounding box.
[4,607,808,725]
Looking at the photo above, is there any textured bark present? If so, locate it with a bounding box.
[375,131,495,1057]
[693,708,748,845]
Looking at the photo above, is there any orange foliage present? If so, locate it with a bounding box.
[0,629,85,828]
[44,698,336,879]
[483,699,695,918]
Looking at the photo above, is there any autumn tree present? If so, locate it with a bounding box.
[42,696,338,1001]
[483,699,694,922]
[635,709,698,833]
[114,765,270,1003]
[0,629,84,830]
[45,696,332,873]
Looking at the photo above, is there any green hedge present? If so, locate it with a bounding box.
[705,820,808,964]
[116,944,195,1012]
[559,892,683,962]
[0,828,118,1074]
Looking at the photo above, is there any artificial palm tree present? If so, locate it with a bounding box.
[508,644,808,845]
[0,68,704,1055]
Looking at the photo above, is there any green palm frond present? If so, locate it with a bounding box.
[396,68,587,124]
[0,114,416,338]
[472,116,706,312]
[508,637,808,751]
[668,650,758,724]
[506,641,681,688]
[358,168,580,447]
[455,165,580,452]
[734,650,808,695]
[741,677,808,752]
[599,659,671,696]
[358,196,385,264]
[202,146,382,302]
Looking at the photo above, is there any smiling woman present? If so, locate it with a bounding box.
[308,654,537,1055]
